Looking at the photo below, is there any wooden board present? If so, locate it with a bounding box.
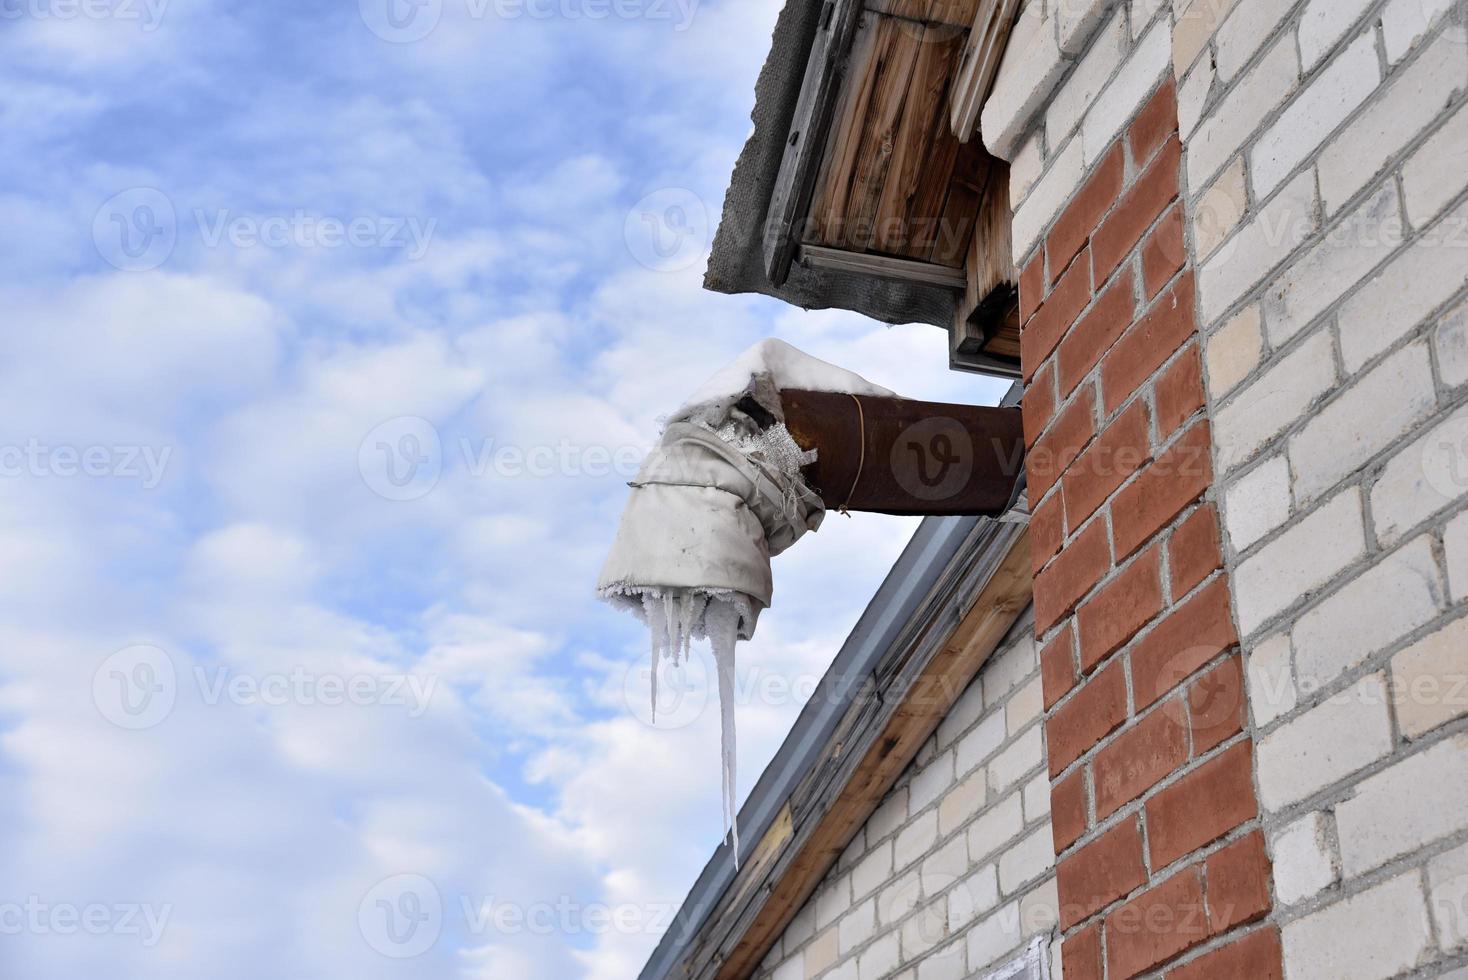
[800,243,969,288]
[762,0,867,288]
[965,162,1014,300]
[931,132,991,266]
[872,23,966,258]
[830,15,924,253]
[951,162,1021,374]
[806,13,894,249]
[865,0,984,28]
[801,5,1002,271]
[951,0,1023,141]
[762,0,1026,353]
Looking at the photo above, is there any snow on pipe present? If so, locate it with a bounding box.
[596,339,1024,865]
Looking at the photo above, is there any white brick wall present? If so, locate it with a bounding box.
[1211,0,1294,83]
[1249,31,1380,198]
[1382,0,1466,63]
[1269,811,1338,906]
[1281,872,1435,980]
[1430,840,1468,951]
[1186,30,1299,192]
[1437,297,1468,390]
[1391,614,1468,738]
[1045,10,1128,143]
[982,1,1070,161]
[1203,302,1263,395]
[1286,340,1437,504]
[753,620,1056,980]
[1011,135,1084,263]
[1222,452,1291,550]
[1402,97,1468,226]
[1246,631,1296,727]
[1180,2,1468,977]
[1334,735,1468,878]
[1057,0,1121,54]
[1368,402,1468,545]
[1232,486,1367,635]
[994,0,1175,261]
[1255,671,1394,811]
[1446,510,1468,602]
[1290,535,1444,690]
[1261,182,1405,348]
[967,0,1468,972]
[1078,16,1170,163]
[1213,324,1338,474]
[1337,194,1468,374]
[1297,0,1377,70]
[1197,166,1318,328]
[1317,26,1468,216]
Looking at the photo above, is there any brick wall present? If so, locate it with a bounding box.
[1173,0,1468,977]
[989,0,1468,978]
[753,619,1062,980]
[1014,35,1276,980]
[985,0,1291,975]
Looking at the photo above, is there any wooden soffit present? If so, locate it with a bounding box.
[766,0,988,285]
[759,0,1025,377]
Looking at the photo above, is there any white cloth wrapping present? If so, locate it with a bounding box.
[596,421,824,635]
[595,339,894,863]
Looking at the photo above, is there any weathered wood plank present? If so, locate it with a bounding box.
[872,23,966,257]
[950,160,1020,373]
[836,15,924,253]
[967,162,1014,298]
[799,243,968,289]
[864,0,984,28]
[763,0,867,287]
[806,13,884,248]
[925,0,985,26]
[950,0,1021,141]
[929,132,990,267]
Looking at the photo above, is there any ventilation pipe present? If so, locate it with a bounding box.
[597,339,1024,861]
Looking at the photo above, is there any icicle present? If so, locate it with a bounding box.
[706,597,742,870]
[641,592,667,723]
[650,627,660,724]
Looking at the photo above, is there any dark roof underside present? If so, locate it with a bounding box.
[703,0,958,330]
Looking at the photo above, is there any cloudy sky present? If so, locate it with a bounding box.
[0,1,1008,976]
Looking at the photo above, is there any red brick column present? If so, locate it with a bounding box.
[1021,81,1283,979]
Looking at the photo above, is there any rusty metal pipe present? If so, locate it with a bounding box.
[778,390,1025,517]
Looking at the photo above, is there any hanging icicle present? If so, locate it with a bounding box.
[598,340,896,864]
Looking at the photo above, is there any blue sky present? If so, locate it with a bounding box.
[0,1,1009,976]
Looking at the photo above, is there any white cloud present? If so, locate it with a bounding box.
[0,0,1011,976]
